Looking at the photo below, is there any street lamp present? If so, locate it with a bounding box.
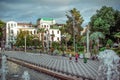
[86,25,91,58]
[46,30,50,54]
[33,37,38,53]
[24,36,26,53]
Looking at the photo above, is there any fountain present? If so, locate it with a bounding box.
[97,49,120,80]
[22,71,30,80]
[1,55,8,80]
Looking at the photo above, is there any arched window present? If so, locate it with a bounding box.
[57,37,59,41]
[34,30,36,34]
[52,30,54,34]
[57,31,59,34]
[11,30,13,34]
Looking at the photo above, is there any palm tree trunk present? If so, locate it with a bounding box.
[42,33,44,51]
[66,41,67,50]
[97,39,99,51]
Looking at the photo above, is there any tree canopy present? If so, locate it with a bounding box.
[0,20,5,39]
[89,6,120,41]
[66,8,84,36]
[66,8,84,46]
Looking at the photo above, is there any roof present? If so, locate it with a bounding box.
[17,23,32,27]
[37,18,54,21]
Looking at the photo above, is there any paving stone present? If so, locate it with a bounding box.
[5,51,99,80]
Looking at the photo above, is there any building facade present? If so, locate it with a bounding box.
[5,21,37,48]
[37,18,61,40]
[5,18,61,49]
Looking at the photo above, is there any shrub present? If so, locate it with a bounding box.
[100,47,106,51]
[106,39,113,47]
[53,49,59,55]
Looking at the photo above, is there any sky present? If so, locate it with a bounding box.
[0,0,120,26]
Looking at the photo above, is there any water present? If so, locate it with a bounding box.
[97,49,120,80]
[1,55,8,80]
[1,61,60,80]
[22,71,30,80]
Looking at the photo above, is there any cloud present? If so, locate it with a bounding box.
[0,0,120,25]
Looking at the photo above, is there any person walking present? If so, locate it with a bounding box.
[69,53,72,62]
[75,52,79,62]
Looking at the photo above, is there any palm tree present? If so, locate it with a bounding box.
[81,36,87,53]
[114,32,120,42]
[50,33,55,51]
[114,32,120,38]
[114,32,120,47]
[16,30,27,45]
[37,28,45,50]
[90,31,105,53]
[64,33,71,50]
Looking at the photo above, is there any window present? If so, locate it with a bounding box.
[44,25,46,28]
[57,31,59,34]
[11,30,13,34]
[34,30,36,34]
[11,24,13,27]
[8,24,10,27]
[57,37,59,41]
[52,30,54,34]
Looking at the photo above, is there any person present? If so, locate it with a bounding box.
[69,53,72,62]
[75,52,79,62]
[0,47,1,54]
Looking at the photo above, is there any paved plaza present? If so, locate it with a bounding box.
[4,51,100,80]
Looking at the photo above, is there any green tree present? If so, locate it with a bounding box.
[80,36,87,53]
[59,24,67,37]
[52,41,60,50]
[90,32,105,54]
[111,10,120,35]
[90,6,120,42]
[106,39,113,48]
[89,6,115,36]
[64,33,71,50]
[0,20,5,40]
[15,30,33,47]
[114,32,120,38]
[37,28,45,50]
[66,8,84,46]
[114,32,120,43]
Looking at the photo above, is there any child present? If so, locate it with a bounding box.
[69,53,72,62]
[75,52,79,62]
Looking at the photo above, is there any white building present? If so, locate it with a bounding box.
[37,18,61,42]
[5,21,37,48]
[37,18,56,28]
[5,18,62,48]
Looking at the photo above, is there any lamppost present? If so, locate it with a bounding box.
[46,30,50,54]
[33,37,38,53]
[86,25,91,58]
[24,36,26,53]
[61,34,66,55]
[72,15,76,53]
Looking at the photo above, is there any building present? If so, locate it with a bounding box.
[37,18,61,48]
[5,18,61,49]
[5,21,37,49]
